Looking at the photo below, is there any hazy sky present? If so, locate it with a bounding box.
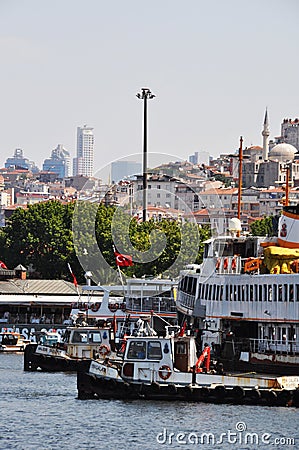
[0,0,298,177]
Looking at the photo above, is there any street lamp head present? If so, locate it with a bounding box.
[136,87,155,100]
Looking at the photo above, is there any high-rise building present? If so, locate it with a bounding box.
[73,125,94,177]
[42,144,71,179]
[5,148,39,173]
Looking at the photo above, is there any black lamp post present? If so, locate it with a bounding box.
[136,88,155,222]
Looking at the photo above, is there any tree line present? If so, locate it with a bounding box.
[0,200,211,282]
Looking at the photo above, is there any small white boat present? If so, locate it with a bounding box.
[0,331,30,352]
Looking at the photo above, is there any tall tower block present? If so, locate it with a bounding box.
[73,125,94,177]
[262,109,270,160]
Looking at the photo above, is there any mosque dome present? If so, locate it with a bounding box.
[268,143,297,162]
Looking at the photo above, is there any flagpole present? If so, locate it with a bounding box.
[67,263,80,298]
[112,245,124,287]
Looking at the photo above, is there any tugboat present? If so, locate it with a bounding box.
[77,324,299,407]
[24,324,118,372]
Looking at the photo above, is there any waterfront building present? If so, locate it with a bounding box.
[42,144,71,179]
[73,125,94,177]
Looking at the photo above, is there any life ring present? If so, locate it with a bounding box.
[109,303,118,312]
[91,302,100,312]
[158,365,172,380]
[98,344,111,357]
[231,257,237,270]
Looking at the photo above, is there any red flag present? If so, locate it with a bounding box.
[0,261,8,269]
[113,314,117,335]
[178,321,187,337]
[114,252,133,267]
[67,263,78,287]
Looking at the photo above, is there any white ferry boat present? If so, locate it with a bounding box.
[176,205,299,375]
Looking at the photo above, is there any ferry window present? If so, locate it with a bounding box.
[250,285,253,300]
[263,285,268,302]
[198,284,202,298]
[296,285,299,301]
[284,284,288,302]
[175,342,187,354]
[203,284,209,299]
[268,287,272,302]
[72,331,88,343]
[89,332,102,343]
[259,285,263,301]
[254,285,258,302]
[237,285,241,301]
[278,285,283,302]
[63,330,71,343]
[220,285,223,301]
[191,278,196,295]
[241,285,244,301]
[289,285,294,302]
[208,284,212,300]
[127,341,146,359]
[272,285,277,302]
[147,342,162,360]
[233,285,238,301]
[224,285,228,301]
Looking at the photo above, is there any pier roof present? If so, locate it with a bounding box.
[0,279,80,295]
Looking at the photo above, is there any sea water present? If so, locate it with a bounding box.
[0,354,298,450]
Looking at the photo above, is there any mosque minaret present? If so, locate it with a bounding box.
[262,108,270,160]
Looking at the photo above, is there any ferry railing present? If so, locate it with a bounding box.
[248,338,299,355]
[125,296,176,313]
[176,292,195,309]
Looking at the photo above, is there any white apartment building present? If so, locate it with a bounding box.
[132,174,177,210]
[73,125,94,177]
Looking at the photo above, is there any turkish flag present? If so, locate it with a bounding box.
[0,261,8,269]
[114,252,133,267]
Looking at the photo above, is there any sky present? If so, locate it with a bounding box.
[0,0,298,179]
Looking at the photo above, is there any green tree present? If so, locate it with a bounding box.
[2,201,75,278]
[250,216,274,237]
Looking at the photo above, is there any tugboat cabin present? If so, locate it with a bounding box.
[122,334,198,384]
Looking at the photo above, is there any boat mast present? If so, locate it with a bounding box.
[237,136,243,236]
[285,164,290,207]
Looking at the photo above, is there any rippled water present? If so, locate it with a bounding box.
[0,354,298,450]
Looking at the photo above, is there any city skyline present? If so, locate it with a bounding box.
[0,1,298,174]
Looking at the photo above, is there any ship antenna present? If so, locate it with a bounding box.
[237,136,243,237]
